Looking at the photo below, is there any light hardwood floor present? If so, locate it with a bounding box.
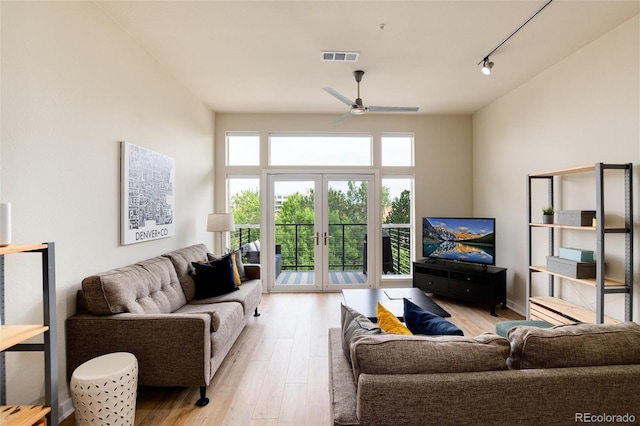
[61,291,523,426]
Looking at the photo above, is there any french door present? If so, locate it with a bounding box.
[265,172,376,291]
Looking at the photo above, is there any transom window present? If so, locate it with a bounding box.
[269,133,372,166]
[381,134,414,167]
[227,133,260,166]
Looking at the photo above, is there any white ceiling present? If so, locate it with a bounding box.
[97,0,639,115]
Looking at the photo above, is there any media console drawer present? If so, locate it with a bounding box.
[414,272,449,293]
[413,261,507,316]
[449,280,492,304]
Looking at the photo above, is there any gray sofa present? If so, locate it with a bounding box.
[66,244,261,406]
[329,321,640,425]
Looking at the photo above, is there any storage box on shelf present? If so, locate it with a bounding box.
[558,247,594,262]
[556,210,596,226]
[526,163,633,324]
[546,256,595,279]
[0,243,57,426]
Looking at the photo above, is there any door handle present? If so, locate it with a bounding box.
[314,232,319,246]
[324,231,332,246]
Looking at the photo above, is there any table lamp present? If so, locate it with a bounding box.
[207,213,235,254]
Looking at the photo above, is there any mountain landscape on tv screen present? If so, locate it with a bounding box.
[423,219,494,245]
[423,218,495,265]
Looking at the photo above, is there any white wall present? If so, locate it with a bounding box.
[1,1,215,416]
[473,16,639,319]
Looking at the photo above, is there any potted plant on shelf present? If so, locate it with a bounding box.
[542,206,554,224]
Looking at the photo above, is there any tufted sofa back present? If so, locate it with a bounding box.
[82,256,188,315]
[162,244,209,302]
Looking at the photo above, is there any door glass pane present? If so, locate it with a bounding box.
[274,181,315,285]
[327,180,367,285]
[382,177,412,276]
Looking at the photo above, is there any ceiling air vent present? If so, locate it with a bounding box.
[321,51,360,62]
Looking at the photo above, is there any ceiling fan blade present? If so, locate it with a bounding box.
[323,87,355,107]
[368,106,419,112]
[332,111,352,125]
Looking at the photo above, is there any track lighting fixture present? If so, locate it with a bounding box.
[477,0,553,76]
[481,57,494,76]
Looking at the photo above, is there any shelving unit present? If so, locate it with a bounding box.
[0,243,57,426]
[526,163,633,324]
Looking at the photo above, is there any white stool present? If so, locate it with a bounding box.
[70,352,138,425]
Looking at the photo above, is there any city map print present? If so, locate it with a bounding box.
[121,142,175,245]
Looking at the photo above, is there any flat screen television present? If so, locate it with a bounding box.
[422,217,495,266]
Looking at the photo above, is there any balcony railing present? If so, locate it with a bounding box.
[232,223,411,275]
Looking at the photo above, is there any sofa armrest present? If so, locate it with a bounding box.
[244,264,261,280]
[66,313,211,387]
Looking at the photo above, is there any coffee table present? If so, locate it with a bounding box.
[342,287,450,322]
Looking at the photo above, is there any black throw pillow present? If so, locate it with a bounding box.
[191,254,239,299]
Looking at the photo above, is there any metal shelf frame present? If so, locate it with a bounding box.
[0,243,58,425]
[526,163,633,323]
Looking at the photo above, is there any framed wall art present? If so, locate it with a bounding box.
[121,142,175,245]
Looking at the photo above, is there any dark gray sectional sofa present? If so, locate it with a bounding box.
[329,321,640,425]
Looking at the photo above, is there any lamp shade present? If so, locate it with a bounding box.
[207,213,235,232]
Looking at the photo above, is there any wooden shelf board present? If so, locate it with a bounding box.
[529,265,626,288]
[530,296,619,324]
[529,223,596,230]
[0,405,50,425]
[0,325,48,351]
[529,164,596,177]
[0,244,48,256]
[529,223,627,233]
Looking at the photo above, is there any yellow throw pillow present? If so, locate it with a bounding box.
[377,302,412,335]
[231,252,242,285]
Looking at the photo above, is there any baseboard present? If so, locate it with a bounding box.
[59,397,74,423]
[506,298,526,317]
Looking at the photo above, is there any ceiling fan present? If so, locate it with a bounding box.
[323,70,419,122]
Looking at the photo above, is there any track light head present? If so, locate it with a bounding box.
[481,57,494,76]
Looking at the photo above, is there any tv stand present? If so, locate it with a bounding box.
[413,261,507,316]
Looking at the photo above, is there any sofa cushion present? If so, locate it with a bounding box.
[403,298,463,336]
[82,256,186,315]
[340,304,382,362]
[163,244,210,302]
[377,302,411,335]
[190,278,262,317]
[173,301,242,333]
[191,255,239,299]
[350,333,509,379]
[507,321,640,370]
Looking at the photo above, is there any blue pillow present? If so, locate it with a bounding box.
[403,298,464,336]
[191,254,239,299]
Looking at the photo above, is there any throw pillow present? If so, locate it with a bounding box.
[231,249,247,282]
[254,239,261,251]
[340,304,382,362]
[230,252,241,285]
[403,298,464,336]
[243,242,257,253]
[191,254,239,299]
[376,302,412,335]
